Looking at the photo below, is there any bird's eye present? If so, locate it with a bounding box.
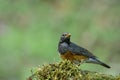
[62,34,65,36]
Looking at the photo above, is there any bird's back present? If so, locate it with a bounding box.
[68,42,96,58]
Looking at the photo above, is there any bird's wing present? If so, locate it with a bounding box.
[69,42,96,58]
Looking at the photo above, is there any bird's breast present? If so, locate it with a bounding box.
[58,42,69,54]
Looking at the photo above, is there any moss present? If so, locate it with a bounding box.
[27,60,120,80]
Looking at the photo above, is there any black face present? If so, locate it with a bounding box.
[60,32,71,43]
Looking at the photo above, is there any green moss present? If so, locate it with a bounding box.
[27,60,120,80]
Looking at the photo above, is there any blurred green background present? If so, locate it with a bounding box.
[0,0,120,80]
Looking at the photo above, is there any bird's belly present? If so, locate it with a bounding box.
[60,51,88,64]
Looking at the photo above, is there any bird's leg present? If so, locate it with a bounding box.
[79,59,86,66]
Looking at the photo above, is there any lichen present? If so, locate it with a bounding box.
[27,60,120,80]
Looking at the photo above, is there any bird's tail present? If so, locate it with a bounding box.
[86,58,111,68]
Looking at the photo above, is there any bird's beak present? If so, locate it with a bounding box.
[66,33,71,38]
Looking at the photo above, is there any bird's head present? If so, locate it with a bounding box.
[59,32,71,44]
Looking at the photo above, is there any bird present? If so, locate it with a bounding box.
[58,32,111,68]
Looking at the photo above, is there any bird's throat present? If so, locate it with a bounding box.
[65,38,70,44]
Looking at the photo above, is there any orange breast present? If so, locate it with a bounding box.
[60,51,88,62]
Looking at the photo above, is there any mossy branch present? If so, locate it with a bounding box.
[27,60,120,80]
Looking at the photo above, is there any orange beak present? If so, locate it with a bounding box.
[66,33,71,38]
